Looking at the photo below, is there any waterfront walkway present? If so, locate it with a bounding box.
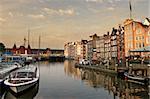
[75,64,118,75]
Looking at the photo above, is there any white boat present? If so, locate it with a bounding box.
[4,65,39,93]
[2,83,39,99]
[0,62,21,83]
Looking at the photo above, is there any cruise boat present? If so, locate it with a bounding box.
[4,65,39,94]
[2,55,25,66]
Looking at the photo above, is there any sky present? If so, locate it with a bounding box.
[0,0,149,49]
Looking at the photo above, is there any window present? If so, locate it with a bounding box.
[136,37,138,40]
[148,31,150,36]
[128,43,132,48]
[142,42,145,47]
[139,43,141,48]
[136,43,138,48]
[149,37,150,43]
[136,28,141,34]
[139,36,141,40]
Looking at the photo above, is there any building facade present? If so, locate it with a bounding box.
[124,19,149,57]
[104,32,111,60]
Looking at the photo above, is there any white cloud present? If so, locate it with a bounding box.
[0,17,6,22]
[43,8,76,16]
[107,7,115,11]
[28,14,45,19]
[0,17,6,25]
[8,12,14,17]
[86,0,103,3]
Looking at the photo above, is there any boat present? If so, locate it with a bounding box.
[124,72,149,85]
[2,83,39,99]
[21,55,35,65]
[4,65,39,94]
[2,55,25,66]
[0,62,21,83]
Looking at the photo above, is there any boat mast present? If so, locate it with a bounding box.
[38,35,41,60]
[129,0,132,19]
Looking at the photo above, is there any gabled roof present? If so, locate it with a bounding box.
[143,17,150,26]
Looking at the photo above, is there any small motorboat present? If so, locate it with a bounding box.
[0,62,22,83]
[4,65,39,94]
[124,72,148,84]
[2,83,39,99]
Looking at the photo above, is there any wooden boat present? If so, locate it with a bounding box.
[4,65,39,94]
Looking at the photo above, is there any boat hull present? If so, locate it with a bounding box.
[124,73,148,84]
[2,83,39,99]
[9,81,37,93]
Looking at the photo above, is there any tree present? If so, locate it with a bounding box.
[0,43,5,53]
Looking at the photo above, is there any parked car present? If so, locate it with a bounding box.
[79,59,90,65]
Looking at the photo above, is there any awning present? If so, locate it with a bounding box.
[129,46,150,52]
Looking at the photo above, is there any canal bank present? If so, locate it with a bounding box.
[75,64,118,75]
[75,62,150,85]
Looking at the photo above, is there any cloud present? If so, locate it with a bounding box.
[8,12,14,17]
[86,0,103,3]
[0,17,6,22]
[107,7,115,11]
[0,17,6,25]
[43,8,76,16]
[28,14,45,19]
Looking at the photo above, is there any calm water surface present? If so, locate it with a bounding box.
[1,60,149,99]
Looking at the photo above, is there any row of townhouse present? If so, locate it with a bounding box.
[64,40,88,60]
[64,18,150,64]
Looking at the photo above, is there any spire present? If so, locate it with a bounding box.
[28,44,31,49]
[28,28,30,46]
[13,43,17,49]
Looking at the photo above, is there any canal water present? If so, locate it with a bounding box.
[0,60,149,99]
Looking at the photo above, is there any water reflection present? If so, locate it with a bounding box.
[0,83,5,99]
[2,83,39,99]
[64,60,149,99]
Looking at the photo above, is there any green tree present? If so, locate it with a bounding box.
[0,43,5,53]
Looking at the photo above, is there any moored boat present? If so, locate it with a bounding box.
[2,83,39,99]
[2,55,25,66]
[0,62,21,83]
[4,65,39,94]
[124,72,149,85]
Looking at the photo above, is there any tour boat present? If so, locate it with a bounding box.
[2,55,25,66]
[4,65,39,94]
